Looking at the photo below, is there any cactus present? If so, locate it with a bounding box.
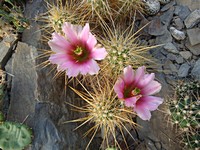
[169,80,200,149]
[0,121,32,150]
[106,147,117,150]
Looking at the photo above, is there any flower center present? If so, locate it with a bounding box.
[74,46,83,56]
[131,88,141,96]
[72,46,90,63]
[124,86,141,98]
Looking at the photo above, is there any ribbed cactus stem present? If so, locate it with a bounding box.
[0,121,32,150]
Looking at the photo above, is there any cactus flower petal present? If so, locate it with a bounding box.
[114,65,163,121]
[48,22,107,77]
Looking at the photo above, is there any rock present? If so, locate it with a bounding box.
[135,142,147,150]
[158,0,171,5]
[170,27,186,40]
[185,41,200,56]
[150,47,167,62]
[7,42,37,122]
[32,103,62,150]
[174,5,191,21]
[161,49,168,55]
[163,42,179,53]
[164,60,178,74]
[0,35,17,68]
[178,63,190,77]
[193,55,198,60]
[175,56,184,64]
[189,59,196,68]
[186,28,200,46]
[167,53,177,61]
[3,34,17,43]
[144,0,160,16]
[160,0,176,12]
[176,0,200,11]
[22,22,41,47]
[184,9,200,28]
[165,74,177,86]
[160,7,174,26]
[179,51,192,60]
[173,17,184,30]
[0,41,10,65]
[191,58,200,81]
[156,29,172,44]
[155,142,162,150]
[148,18,166,36]
[145,139,157,150]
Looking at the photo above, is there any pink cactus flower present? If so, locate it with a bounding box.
[48,23,107,77]
[114,65,163,121]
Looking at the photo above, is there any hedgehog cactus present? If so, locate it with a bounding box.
[0,121,32,150]
[106,148,117,150]
[169,80,200,149]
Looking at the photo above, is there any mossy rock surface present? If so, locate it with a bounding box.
[0,121,32,150]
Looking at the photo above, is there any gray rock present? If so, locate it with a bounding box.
[173,17,184,30]
[167,53,177,61]
[158,0,171,5]
[189,59,196,68]
[184,9,200,28]
[185,40,200,55]
[161,49,168,55]
[179,51,192,60]
[145,139,157,150]
[22,22,41,47]
[176,0,200,11]
[144,0,160,16]
[7,42,37,122]
[135,142,147,150]
[0,41,10,64]
[193,55,198,60]
[191,58,200,81]
[160,7,174,26]
[156,29,172,44]
[186,28,200,46]
[148,18,166,36]
[175,56,184,64]
[174,63,180,69]
[3,34,17,43]
[164,60,177,74]
[174,42,185,49]
[164,42,179,53]
[178,63,190,77]
[0,35,17,68]
[150,47,167,62]
[165,74,177,86]
[161,0,176,12]
[170,27,186,40]
[4,55,13,89]
[174,5,191,20]
[32,103,62,150]
[155,142,162,150]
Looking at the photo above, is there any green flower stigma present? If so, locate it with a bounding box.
[74,46,83,56]
[131,88,141,96]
